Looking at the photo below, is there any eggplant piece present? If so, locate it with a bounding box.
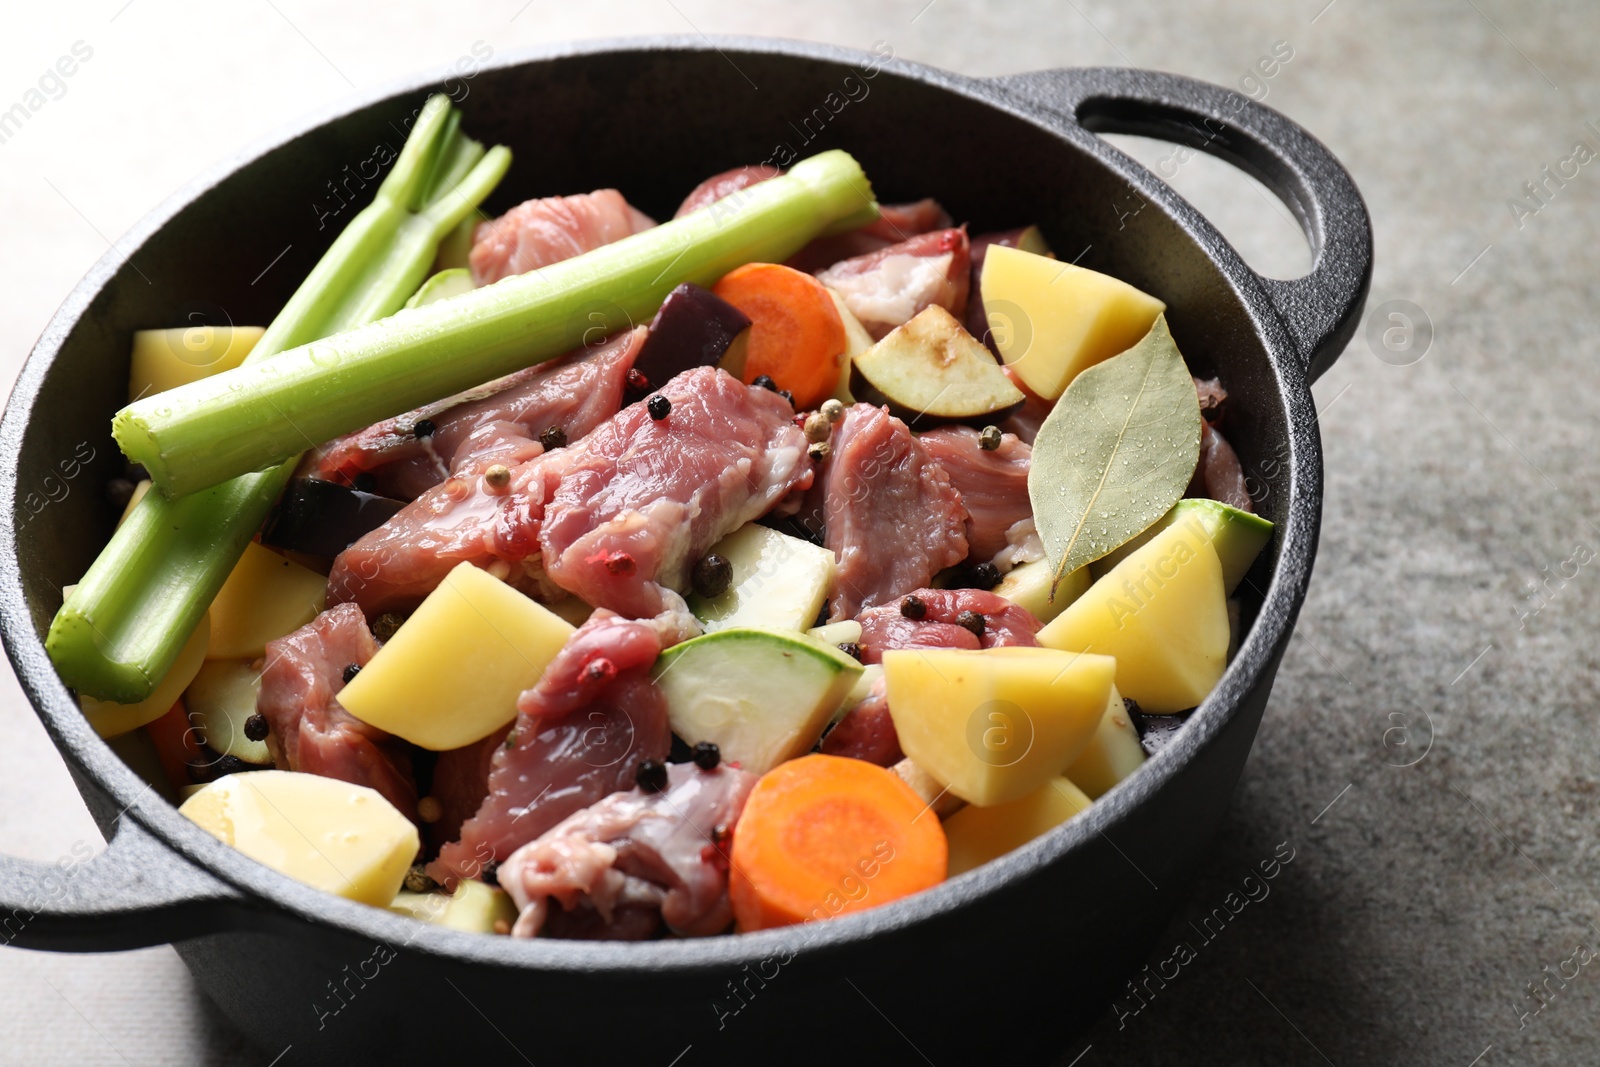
[262,478,406,559]
[966,225,1053,351]
[633,283,752,385]
[849,305,1025,428]
[1126,702,1190,758]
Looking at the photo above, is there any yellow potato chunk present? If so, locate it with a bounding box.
[943,777,1093,876]
[1063,684,1146,798]
[338,562,575,750]
[980,245,1166,399]
[180,770,418,907]
[79,607,209,739]
[128,325,263,402]
[207,542,327,660]
[882,646,1116,807]
[991,558,1090,625]
[1037,520,1228,712]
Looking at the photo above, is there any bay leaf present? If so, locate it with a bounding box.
[1027,314,1202,597]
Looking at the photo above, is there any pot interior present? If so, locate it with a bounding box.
[13,41,1293,822]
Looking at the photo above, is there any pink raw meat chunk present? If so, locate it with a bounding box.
[917,425,1032,564]
[540,366,813,619]
[674,164,782,218]
[316,328,643,501]
[470,188,655,285]
[787,198,954,273]
[823,404,968,620]
[856,588,1041,664]
[256,603,417,820]
[499,761,756,940]
[815,228,971,340]
[326,443,575,616]
[819,677,903,767]
[428,610,673,890]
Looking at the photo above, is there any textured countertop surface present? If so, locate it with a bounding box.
[2,1,1595,1063]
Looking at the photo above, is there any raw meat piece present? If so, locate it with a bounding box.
[823,404,968,619]
[499,761,756,939]
[541,366,812,618]
[819,678,903,767]
[257,603,417,819]
[787,198,954,273]
[470,189,655,285]
[815,228,971,340]
[856,588,1041,664]
[317,328,644,500]
[427,610,672,889]
[917,425,1031,563]
[326,445,574,616]
[674,164,781,218]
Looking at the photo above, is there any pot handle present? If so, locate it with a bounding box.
[0,814,244,951]
[988,66,1372,382]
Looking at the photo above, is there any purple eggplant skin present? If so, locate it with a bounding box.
[261,478,407,560]
[965,225,1053,355]
[633,282,752,386]
[1127,703,1192,758]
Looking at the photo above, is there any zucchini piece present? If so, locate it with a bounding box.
[652,627,863,775]
[991,558,1091,625]
[186,659,270,766]
[1090,498,1273,594]
[392,879,517,933]
[405,267,475,308]
[688,523,836,633]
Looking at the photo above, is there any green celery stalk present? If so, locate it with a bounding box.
[49,95,511,702]
[112,149,879,497]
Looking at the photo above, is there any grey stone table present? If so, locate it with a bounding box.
[0,1,1592,1063]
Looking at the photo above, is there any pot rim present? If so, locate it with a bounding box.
[0,34,1322,973]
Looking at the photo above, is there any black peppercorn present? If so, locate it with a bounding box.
[751,374,778,392]
[956,609,986,637]
[341,663,361,684]
[693,741,722,771]
[647,394,672,420]
[105,478,136,510]
[900,594,927,620]
[968,561,1002,590]
[481,862,499,888]
[414,418,436,438]
[979,425,1003,451]
[777,389,795,407]
[372,612,406,642]
[539,425,568,451]
[243,713,270,742]
[690,553,733,598]
[636,758,669,794]
[838,641,863,662]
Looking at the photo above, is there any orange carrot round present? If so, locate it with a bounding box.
[144,699,202,793]
[729,753,947,932]
[712,262,847,410]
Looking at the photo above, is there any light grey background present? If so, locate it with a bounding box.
[2,1,1595,1063]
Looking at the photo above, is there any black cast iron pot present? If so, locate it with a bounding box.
[0,37,1369,1065]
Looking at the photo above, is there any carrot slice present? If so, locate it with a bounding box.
[712,263,847,410]
[729,753,947,931]
[145,699,201,793]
